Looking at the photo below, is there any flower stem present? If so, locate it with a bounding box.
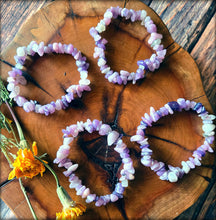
[19,178,38,220]
[4,116,19,145]
[35,156,60,187]
[5,100,28,149]
[5,138,20,149]
[0,147,13,168]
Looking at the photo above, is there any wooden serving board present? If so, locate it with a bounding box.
[1,0,215,219]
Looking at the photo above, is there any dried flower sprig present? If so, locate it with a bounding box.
[1,78,86,219]
[1,79,39,219]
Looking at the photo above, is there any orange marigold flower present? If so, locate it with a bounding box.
[8,142,46,180]
[56,203,86,220]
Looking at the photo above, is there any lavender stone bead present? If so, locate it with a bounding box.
[167,101,180,111]
[86,194,96,203]
[76,185,86,196]
[113,191,123,199]
[205,136,214,144]
[92,119,101,130]
[23,101,35,112]
[114,183,125,194]
[110,194,119,202]
[99,124,112,135]
[198,106,206,114]
[102,195,111,203]
[14,96,27,107]
[61,96,69,108]
[137,60,149,71]
[75,184,83,192]
[147,24,157,33]
[193,102,203,112]
[95,197,104,207]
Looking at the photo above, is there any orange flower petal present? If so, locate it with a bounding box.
[8,146,46,180]
[56,203,86,220]
[32,141,38,156]
[56,208,77,220]
[8,169,15,180]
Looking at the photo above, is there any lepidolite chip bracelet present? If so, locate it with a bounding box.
[89,6,166,85]
[54,119,135,206]
[130,98,215,183]
[7,41,91,116]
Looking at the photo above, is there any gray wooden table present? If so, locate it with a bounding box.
[1,0,215,219]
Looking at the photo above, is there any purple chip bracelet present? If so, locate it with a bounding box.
[130,98,215,182]
[7,41,91,116]
[54,119,135,206]
[89,6,167,85]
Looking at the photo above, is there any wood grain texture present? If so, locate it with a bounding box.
[0,0,215,219]
[191,13,216,114]
[0,0,52,51]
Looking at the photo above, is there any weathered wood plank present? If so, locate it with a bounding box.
[0,199,16,219]
[191,13,216,113]
[148,0,215,51]
[0,0,52,51]
[197,181,216,219]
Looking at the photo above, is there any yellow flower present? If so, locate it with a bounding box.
[8,142,46,180]
[56,186,86,220]
[56,203,86,220]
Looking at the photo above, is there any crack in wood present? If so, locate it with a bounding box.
[201,164,214,169]
[0,58,52,98]
[191,94,206,101]
[77,134,121,188]
[164,44,181,62]
[131,33,151,66]
[68,0,78,19]
[166,41,175,50]
[123,0,129,8]
[90,7,101,20]
[69,98,86,109]
[196,174,212,183]
[0,178,16,189]
[111,87,125,130]
[116,198,129,220]
[0,58,14,68]
[101,88,110,123]
[145,133,194,153]
[41,7,63,38]
[104,205,111,220]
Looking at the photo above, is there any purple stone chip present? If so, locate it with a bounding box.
[168,101,180,111]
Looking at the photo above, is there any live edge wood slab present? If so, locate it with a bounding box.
[0,0,215,219]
